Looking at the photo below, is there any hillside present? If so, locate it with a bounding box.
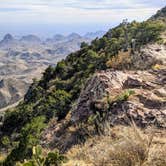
[0,6,166,166]
[0,33,94,110]
[150,6,166,22]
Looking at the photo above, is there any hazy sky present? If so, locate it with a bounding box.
[0,0,165,38]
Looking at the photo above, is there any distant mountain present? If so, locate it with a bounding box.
[0,32,93,109]
[46,34,65,43]
[45,33,91,55]
[46,33,87,44]
[53,34,65,41]
[2,34,14,42]
[67,33,82,40]
[84,31,106,39]
[20,35,41,43]
[0,34,18,48]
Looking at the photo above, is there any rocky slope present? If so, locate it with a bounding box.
[72,44,166,127]
[72,69,166,127]
[40,44,166,154]
[1,6,166,165]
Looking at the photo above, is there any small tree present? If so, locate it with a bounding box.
[4,116,46,165]
[80,42,88,48]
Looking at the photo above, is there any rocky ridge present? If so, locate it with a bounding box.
[72,44,166,127]
[41,44,166,152]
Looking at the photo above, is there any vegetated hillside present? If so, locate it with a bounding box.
[150,6,166,22]
[0,6,166,166]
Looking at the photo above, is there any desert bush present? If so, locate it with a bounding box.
[16,145,67,166]
[144,144,166,166]
[3,116,46,165]
[106,50,132,70]
[64,126,159,166]
[112,89,135,103]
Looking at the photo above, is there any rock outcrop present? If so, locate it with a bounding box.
[132,44,166,69]
[72,69,166,128]
[72,44,166,128]
[40,44,166,153]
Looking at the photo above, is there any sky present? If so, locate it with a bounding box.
[0,0,165,38]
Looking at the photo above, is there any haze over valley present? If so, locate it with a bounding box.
[0,31,105,109]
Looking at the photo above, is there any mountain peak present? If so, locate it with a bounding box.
[68,33,81,40]
[3,33,14,41]
[53,34,65,41]
[0,33,16,47]
[20,35,41,43]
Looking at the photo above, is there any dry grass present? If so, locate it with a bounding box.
[0,153,6,163]
[106,50,132,70]
[145,144,166,166]
[63,126,166,166]
[161,31,166,44]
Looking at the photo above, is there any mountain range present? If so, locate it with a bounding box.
[0,31,105,109]
[0,31,106,48]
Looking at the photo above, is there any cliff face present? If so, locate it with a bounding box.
[72,70,166,127]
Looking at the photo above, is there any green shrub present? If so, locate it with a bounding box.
[1,136,10,149]
[115,89,135,102]
[17,146,67,166]
[4,117,46,165]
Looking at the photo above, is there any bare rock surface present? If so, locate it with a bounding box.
[41,44,166,152]
[72,44,166,127]
[72,69,166,128]
[132,44,166,69]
